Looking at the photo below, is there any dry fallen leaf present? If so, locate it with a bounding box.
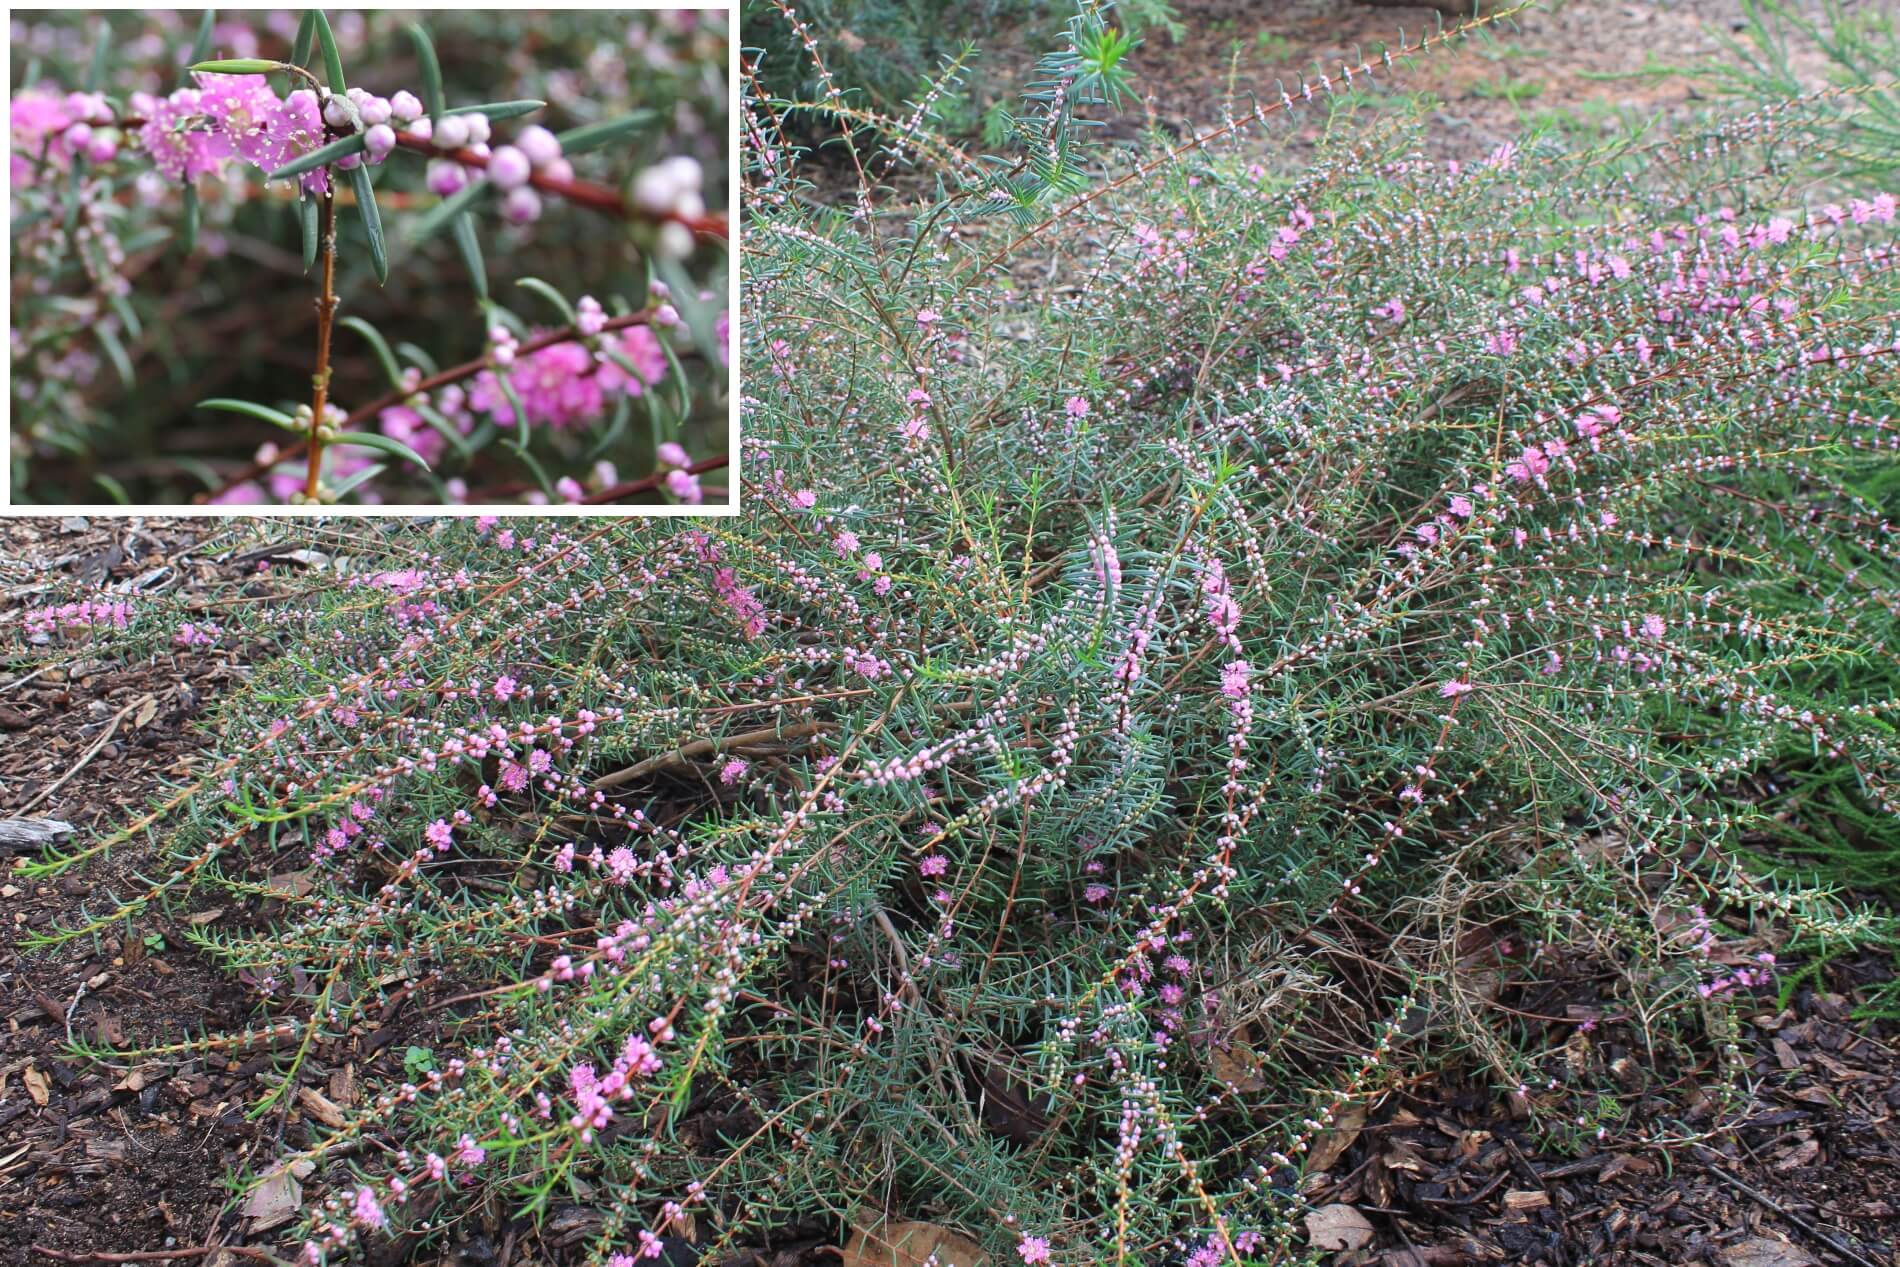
[242,1159,314,1233]
[1306,1102,1367,1174]
[133,693,159,729]
[843,1214,989,1267]
[22,1066,50,1107]
[297,1085,347,1128]
[185,907,226,926]
[1721,1236,1815,1267]
[1209,1038,1267,1093]
[1303,1203,1375,1253]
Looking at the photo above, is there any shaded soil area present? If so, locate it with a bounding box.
[0,516,276,1267]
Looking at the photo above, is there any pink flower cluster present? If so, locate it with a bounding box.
[9,89,118,186]
[20,598,133,641]
[467,322,669,430]
[132,73,334,195]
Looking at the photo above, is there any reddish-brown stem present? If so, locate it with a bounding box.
[304,192,338,501]
[394,133,726,238]
[196,311,697,503]
[580,455,729,505]
[112,116,726,238]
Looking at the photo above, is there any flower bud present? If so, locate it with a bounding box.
[487,145,532,191]
[662,155,703,192]
[516,125,563,169]
[359,95,392,126]
[653,303,680,327]
[336,151,362,170]
[389,90,423,124]
[364,124,397,160]
[502,187,543,225]
[464,142,491,160]
[86,134,118,163]
[63,122,92,149]
[434,115,470,148]
[408,115,433,142]
[657,221,694,259]
[657,441,689,468]
[426,160,468,196]
[632,164,678,216]
[323,96,352,128]
[540,157,574,184]
[463,113,490,145]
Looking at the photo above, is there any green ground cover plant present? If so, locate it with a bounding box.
[10,1,1900,1264]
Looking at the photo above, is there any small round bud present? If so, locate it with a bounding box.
[516,125,562,168]
[346,86,370,106]
[408,115,433,141]
[492,343,516,367]
[486,145,532,191]
[540,157,574,184]
[657,441,689,468]
[364,124,397,160]
[488,325,514,345]
[662,154,703,192]
[434,115,470,148]
[359,95,392,126]
[502,187,543,225]
[86,134,117,163]
[463,113,490,145]
[653,303,680,327]
[63,122,93,149]
[336,151,362,170]
[427,160,468,196]
[632,164,678,216]
[323,96,352,128]
[464,142,491,160]
[657,221,695,259]
[389,91,423,124]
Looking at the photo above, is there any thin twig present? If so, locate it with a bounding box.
[591,721,831,791]
[16,696,137,815]
[32,1246,279,1264]
[1690,1145,1884,1267]
[304,191,339,501]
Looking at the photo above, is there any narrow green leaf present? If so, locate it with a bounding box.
[407,23,444,126]
[507,435,555,498]
[331,431,431,471]
[298,195,318,272]
[450,211,487,299]
[516,277,577,325]
[95,326,134,388]
[338,316,403,390]
[188,58,282,75]
[405,179,488,245]
[413,402,472,460]
[93,473,131,505]
[311,9,344,92]
[329,462,386,499]
[290,9,314,69]
[85,21,111,92]
[349,163,388,285]
[183,10,217,83]
[108,292,142,343]
[198,398,300,430]
[180,182,200,256]
[396,342,438,375]
[554,111,657,156]
[444,99,545,122]
[267,130,366,181]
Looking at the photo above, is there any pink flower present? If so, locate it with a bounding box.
[1017,1237,1052,1266]
[919,854,949,877]
[1439,679,1474,698]
[719,758,748,785]
[916,309,941,328]
[1447,495,1474,519]
[1641,614,1666,639]
[351,1188,386,1230]
[1064,395,1090,418]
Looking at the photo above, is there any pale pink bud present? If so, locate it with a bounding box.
[487,145,532,190]
[426,160,467,196]
[516,125,562,168]
[389,91,423,124]
[502,187,542,225]
[359,95,392,126]
[63,122,93,149]
[364,124,397,160]
[434,115,471,148]
[462,113,490,145]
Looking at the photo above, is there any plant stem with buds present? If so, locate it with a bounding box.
[304,191,338,501]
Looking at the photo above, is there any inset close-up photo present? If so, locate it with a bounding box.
[9,8,732,508]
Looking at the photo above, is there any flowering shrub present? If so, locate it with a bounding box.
[9,9,731,506]
[20,2,1900,1266]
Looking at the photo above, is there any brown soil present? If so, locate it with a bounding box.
[0,517,278,1267]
